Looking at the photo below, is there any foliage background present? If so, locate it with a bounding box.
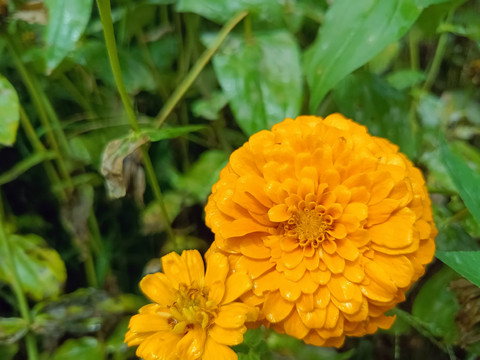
[0,0,480,359]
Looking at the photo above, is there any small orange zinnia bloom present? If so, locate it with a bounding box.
[205,114,437,347]
[125,250,257,359]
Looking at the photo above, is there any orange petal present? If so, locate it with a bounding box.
[202,337,237,360]
[208,281,226,305]
[253,269,279,296]
[284,261,306,282]
[239,238,271,259]
[139,273,175,305]
[327,223,347,239]
[176,327,207,360]
[369,207,415,249]
[222,272,252,304]
[304,250,320,270]
[162,252,191,288]
[127,313,170,335]
[298,307,326,328]
[313,286,331,309]
[322,239,337,254]
[263,292,294,323]
[322,252,345,274]
[215,303,250,328]
[324,301,340,329]
[343,202,368,221]
[205,252,229,286]
[280,236,299,252]
[327,275,356,302]
[209,324,246,346]
[279,276,302,301]
[310,268,331,285]
[296,293,315,312]
[268,204,291,222]
[184,250,205,286]
[335,238,359,261]
[297,272,319,294]
[298,177,315,199]
[367,199,400,226]
[219,218,269,239]
[330,285,363,315]
[284,311,310,339]
[369,175,394,205]
[281,247,303,269]
[374,253,414,288]
[364,260,397,293]
[360,279,395,302]
[235,255,275,279]
[136,332,180,360]
[343,261,365,283]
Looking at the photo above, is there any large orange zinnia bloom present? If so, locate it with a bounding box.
[125,250,257,359]
[205,114,437,347]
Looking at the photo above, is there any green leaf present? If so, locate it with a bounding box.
[50,337,104,360]
[304,0,454,111]
[211,30,302,135]
[441,140,480,226]
[192,92,229,120]
[0,318,28,345]
[387,69,426,90]
[174,150,229,203]
[44,0,93,74]
[0,75,20,146]
[177,0,285,25]
[436,251,480,288]
[333,72,415,158]
[141,125,206,142]
[411,266,459,343]
[0,234,66,301]
[0,343,18,360]
[0,151,57,186]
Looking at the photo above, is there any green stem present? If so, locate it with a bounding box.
[409,30,419,71]
[154,11,248,129]
[0,196,39,360]
[6,36,73,190]
[96,0,175,242]
[244,14,253,43]
[96,0,140,133]
[422,10,454,92]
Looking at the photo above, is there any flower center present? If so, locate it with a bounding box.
[168,284,217,334]
[284,205,333,248]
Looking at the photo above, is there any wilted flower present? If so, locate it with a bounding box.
[125,250,257,359]
[205,114,436,347]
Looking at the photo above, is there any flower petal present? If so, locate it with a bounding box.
[184,250,205,286]
[208,324,246,346]
[263,292,294,323]
[202,337,237,360]
[215,303,250,328]
[284,311,310,339]
[139,273,175,305]
[335,238,359,262]
[205,252,229,286]
[162,252,191,288]
[298,307,326,328]
[322,252,345,274]
[268,204,291,222]
[327,275,356,302]
[369,207,415,249]
[176,327,206,360]
[222,272,252,304]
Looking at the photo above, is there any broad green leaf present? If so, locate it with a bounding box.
[211,31,302,135]
[436,251,480,288]
[0,318,28,345]
[177,0,285,25]
[192,92,229,120]
[174,150,229,203]
[141,125,206,142]
[50,337,104,360]
[0,151,57,186]
[411,266,459,343]
[0,75,20,146]
[304,0,456,111]
[441,140,480,226]
[0,343,18,360]
[333,72,415,158]
[387,69,426,90]
[44,0,93,74]
[0,234,66,301]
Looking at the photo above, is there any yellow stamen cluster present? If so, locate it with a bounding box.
[169,284,217,333]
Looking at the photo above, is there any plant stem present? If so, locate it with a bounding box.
[422,9,454,92]
[6,36,73,191]
[154,11,248,129]
[96,0,175,242]
[409,30,419,71]
[96,0,140,133]
[0,195,39,360]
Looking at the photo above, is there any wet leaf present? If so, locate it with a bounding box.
[0,234,66,301]
[192,92,228,120]
[50,337,104,360]
[100,134,148,199]
[141,125,206,142]
[441,140,480,226]
[412,266,459,344]
[173,149,229,203]
[436,251,480,288]
[0,318,28,345]
[0,75,20,147]
[211,30,302,135]
[44,0,93,74]
[304,0,457,111]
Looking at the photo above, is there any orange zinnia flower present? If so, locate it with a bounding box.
[205,114,437,347]
[125,250,257,359]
